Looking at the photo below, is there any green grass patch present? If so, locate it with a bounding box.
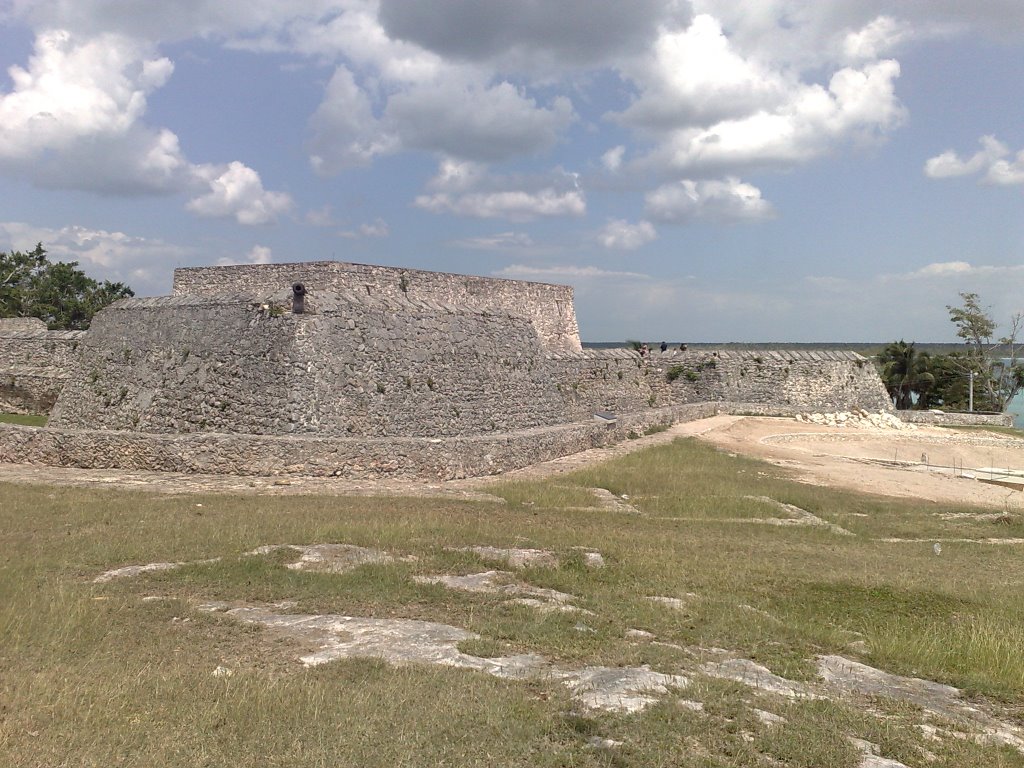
[3,437,1024,766]
[0,412,46,426]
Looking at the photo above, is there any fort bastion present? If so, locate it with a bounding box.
[0,260,906,479]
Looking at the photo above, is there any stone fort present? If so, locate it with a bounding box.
[0,260,896,479]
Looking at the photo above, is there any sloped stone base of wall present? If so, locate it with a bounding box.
[0,403,720,480]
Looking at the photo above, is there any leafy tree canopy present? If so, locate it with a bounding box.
[0,244,133,330]
[879,293,1024,413]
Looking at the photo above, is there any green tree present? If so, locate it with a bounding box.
[942,292,1024,412]
[876,340,935,410]
[920,352,986,411]
[0,243,48,317]
[0,244,134,330]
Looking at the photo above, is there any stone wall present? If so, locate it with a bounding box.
[0,403,719,480]
[4,258,903,477]
[897,410,1014,428]
[49,293,634,437]
[593,349,892,413]
[0,317,48,332]
[49,290,893,446]
[172,260,582,353]
[0,320,85,414]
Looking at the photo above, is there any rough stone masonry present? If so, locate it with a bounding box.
[0,260,894,479]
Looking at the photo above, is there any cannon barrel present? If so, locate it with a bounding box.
[292,282,306,314]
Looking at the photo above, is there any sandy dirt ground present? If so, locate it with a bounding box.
[688,416,1024,510]
[2,415,1023,508]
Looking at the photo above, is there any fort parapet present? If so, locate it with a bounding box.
[173,261,582,354]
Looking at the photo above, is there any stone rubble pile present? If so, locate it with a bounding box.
[795,410,916,430]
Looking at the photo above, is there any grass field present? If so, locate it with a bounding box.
[2,437,1024,766]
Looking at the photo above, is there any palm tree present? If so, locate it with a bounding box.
[877,341,934,410]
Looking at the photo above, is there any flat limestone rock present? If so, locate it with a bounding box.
[451,546,559,569]
[740,496,854,536]
[588,487,640,514]
[413,570,580,607]
[248,543,395,573]
[819,655,1024,753]
[502,598,593,615]
[197,602,686,713]
[93,562,185,583]
[93,557,221,583]
[95,542,392,584]
[644,595,693,610]
[564,666,690,713]
[701,658,817,699]
[849,738,910,768]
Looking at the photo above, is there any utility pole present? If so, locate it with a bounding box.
[969,370,974,412]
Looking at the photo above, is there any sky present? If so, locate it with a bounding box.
[0,1,1021,343]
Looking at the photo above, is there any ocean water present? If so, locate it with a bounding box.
[1001,359,1024,428]
[1009,391,1024,428]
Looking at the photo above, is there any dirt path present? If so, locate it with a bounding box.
[690,417,1024,510]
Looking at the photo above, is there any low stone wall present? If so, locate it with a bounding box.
[896,411,1014,428]
[0,323,84,414]
[0,402,718,480]
[0,370,64,414]
[0,318,48,332]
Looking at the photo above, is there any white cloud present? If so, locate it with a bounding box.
[304,205,335,227]
[244,2,446,84]
[0,30,172,159]
[308,64,574,169]
[307,65,396,174]
[217,244,273,266]
[247,245,273,264]
[0,28,296,220]
[0,29,191,193]
[911,261,975,277]
[417,189,585,221]
[385,83,573,162]
[884,261,1024,281]
[186,161,294,225]
[426,158,488,193]
[842,15,908,62]
[415,161,586,221]
[618,15,788,130]
[924,136,1024,185]
[451,232,535,250]
[338,218,389,238]
[601,145,625,172]
[642,58,905,175]
[9,0,344,43]
[645,177,774,223]
[358,218,388,237]
[598,219,657,250]
[495,264,650,280]
[376,0,669,68]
